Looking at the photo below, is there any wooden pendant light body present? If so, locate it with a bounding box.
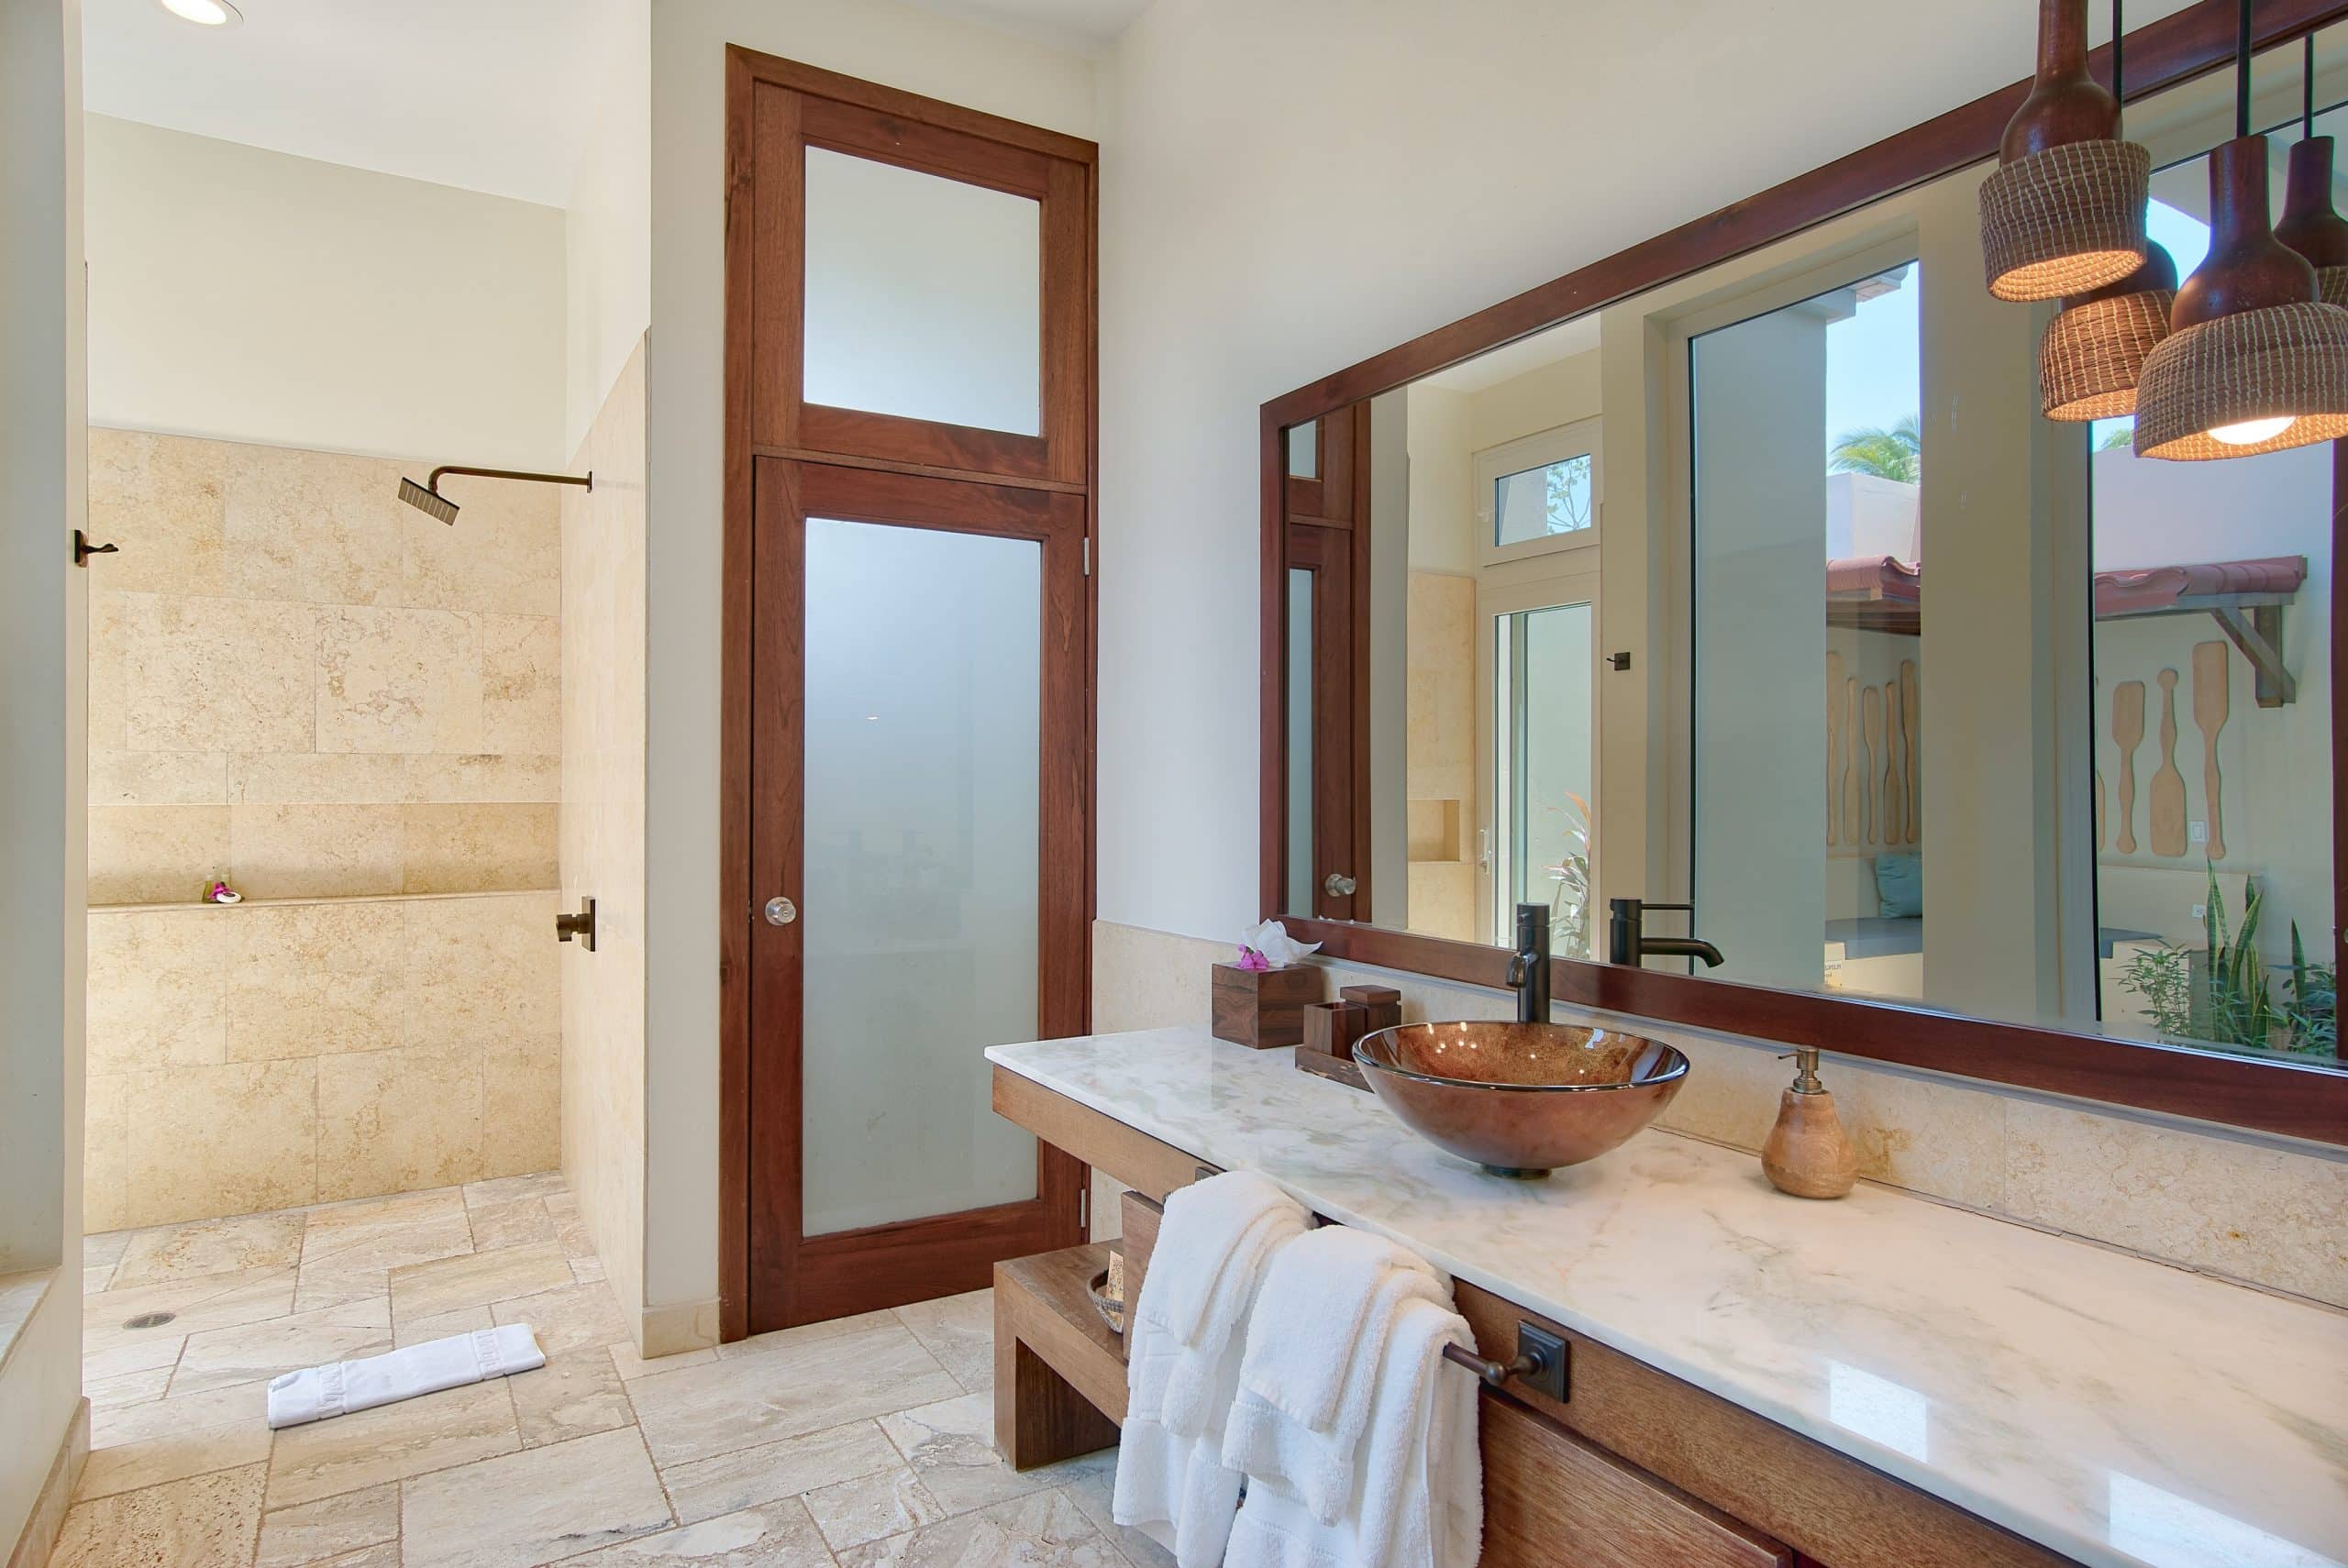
[2135,138,2348,459]
[1979,0,2148,301]
[2003,0,2119,159]
[2276,135,2348,306]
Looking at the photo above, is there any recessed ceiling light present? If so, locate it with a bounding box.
[156,0,242,27]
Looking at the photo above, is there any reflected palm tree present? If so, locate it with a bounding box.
[1828,414,1922,484]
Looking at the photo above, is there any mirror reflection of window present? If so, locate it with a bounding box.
[2090,132,2336,1066]
[1691,263,1922,999]
[1493,602,1596,956]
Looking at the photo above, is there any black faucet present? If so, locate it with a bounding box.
[1504,902,1551,1022]
[1607,899,1724,968]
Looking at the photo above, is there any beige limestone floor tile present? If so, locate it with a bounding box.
[630,1318,961,1469]
[466,1171,570,1206]
[562,1499,836,1566]
[266,1376,520,1508]
[112,1211,306,1289]
[803,1469,947,1553]
[571,1257,610,1286]
[123,1059,317,1228]
[493,1279,628,1354]
[651,1419,903,1528]
[84,1264,296,1363]
[467,1195,556,1250]
[82,1333,186,1385]
[608,1341,716,1382]
[254,1482,400,1568]
[91,1380,270,1452]
[1055,1451,1170,1568]
[399,1304,495,1348]
[507,1344,637,1450]
[75,1417,273,1502]
[316,1044,485,1202]
[300,1186,470,1255]
[892,1290,992,1395]
[170,1295,392,1396]
[84,1229,134,1272]
[296,1213,474,1312]
[307,1546,399,1568]
[878,1391,1052,1513]
[391,1240,572,1322]
[83,1367,173,1411]
[50,1461,266,1568]
[711,1309,898,1362]
[838,1487,1119,1568]
[399,1426,673,1568]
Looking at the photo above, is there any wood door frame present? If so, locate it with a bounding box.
[1255,0,2348,1146]
[1279,406,1375,921]
[723,47,1098,1340]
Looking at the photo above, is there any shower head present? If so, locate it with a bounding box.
[394,464,591,525]
[398,476,460,525]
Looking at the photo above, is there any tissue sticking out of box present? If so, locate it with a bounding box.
[1237,919,1321,970]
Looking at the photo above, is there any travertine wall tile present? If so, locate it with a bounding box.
[400,803,559,894]
[82,430,560,1231]
[317,1045,486,1201]
[124,1058,318,1227]
[316,605,485,756]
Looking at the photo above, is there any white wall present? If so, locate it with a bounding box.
[642,0,1094,1323]
[83,115,567,469]
[2,0,88,1544]
[1091,0,2195,948]
[565,0,651,458]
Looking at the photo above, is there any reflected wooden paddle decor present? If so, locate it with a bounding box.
[2151,668,2188,857]
[2194,640,2230,859]
[1826,651,1845,846]
[1882,680,1905,845]
[2112,679,2145,854]
[1843,678,1862,844]
[1901,659,1920,843]
[1861,685,1883,845]
[2093,678,2107,851]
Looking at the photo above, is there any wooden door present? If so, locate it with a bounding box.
[723,50,1097,1337]
[1281,406,1374,921]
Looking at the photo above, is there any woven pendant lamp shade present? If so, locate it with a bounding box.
[2039,242,2176,419]
[2132,302,2348,458]
[1981,139,2151,301]
[2276,135,2348,308]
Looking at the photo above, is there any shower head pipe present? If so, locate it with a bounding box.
[397,464,593,525]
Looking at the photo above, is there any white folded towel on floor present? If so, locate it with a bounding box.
[265,1323,546,1430]
[1114,1172,1309,1568]
[1222,1225,1448,1521]
[1223,1297,1482,1568]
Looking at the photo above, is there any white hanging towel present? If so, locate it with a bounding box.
[1113,1172,1309,1568]
[1223,1297,1483,1568]
[265,1323,546,1430]
[1222,1224,1449,1523]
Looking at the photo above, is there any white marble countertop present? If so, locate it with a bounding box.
[988,1027,2348,1568]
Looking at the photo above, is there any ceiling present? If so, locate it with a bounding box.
[80,0,637,206]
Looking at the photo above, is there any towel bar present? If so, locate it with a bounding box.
[1443,1321,1569,1402]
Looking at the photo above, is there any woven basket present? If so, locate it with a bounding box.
[2134,301,2348,459]
[1979,139,2151,302]
[2040,289,2175,420]
[2320,266,2348,310]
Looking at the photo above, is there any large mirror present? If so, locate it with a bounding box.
[1271,23,2348,1094]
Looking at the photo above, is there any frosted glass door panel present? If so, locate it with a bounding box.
[1494,602,1595,955]
[802,516,1042,1236]
[803,149,1042,436]
[1287,568,1315,914]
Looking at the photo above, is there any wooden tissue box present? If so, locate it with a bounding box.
[1211,963,1324,1048]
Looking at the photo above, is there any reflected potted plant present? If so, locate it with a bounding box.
[2118,867,2337,1057]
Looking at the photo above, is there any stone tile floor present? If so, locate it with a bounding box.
[60,1173,1170,1568]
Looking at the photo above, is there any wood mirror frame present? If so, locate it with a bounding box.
[1258,0,2348,1147]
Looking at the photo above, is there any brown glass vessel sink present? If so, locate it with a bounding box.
[1354,1021,1689,1177]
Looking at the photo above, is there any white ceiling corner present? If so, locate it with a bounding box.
[79,0,637,207]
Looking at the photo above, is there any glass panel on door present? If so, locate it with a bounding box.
[802,149,1043,436]
[800,516,1042,1236]
[1287,567,1316,916]
[1492,602,1596,956]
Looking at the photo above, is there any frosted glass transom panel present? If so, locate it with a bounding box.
[801,516,1042,1236]
[803,149,1043,436]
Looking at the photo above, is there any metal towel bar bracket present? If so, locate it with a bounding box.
[1442,1320,1569,1401]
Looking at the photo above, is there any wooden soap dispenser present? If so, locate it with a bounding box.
[1761,1047,1857,1199]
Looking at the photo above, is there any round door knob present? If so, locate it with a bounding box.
[1324,872,1357,897]
[764,896,797,927]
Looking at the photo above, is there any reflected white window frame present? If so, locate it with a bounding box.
[1476,563,1603,949]
[1476,415,1603,568]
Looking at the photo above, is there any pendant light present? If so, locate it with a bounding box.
[2274,35,2348,306]
[2134,1,2348,460]
[2040,0,2176,420]
[1980,0,2150,301]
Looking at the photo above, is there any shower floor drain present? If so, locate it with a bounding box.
[121,1311,176,1331]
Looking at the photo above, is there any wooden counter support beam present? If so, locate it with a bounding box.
[993,1242,1124,1471]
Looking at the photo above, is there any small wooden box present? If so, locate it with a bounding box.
[1211,963,1324,1048]
[1340,984,1402,1035]
[1301,999,1369,1061]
